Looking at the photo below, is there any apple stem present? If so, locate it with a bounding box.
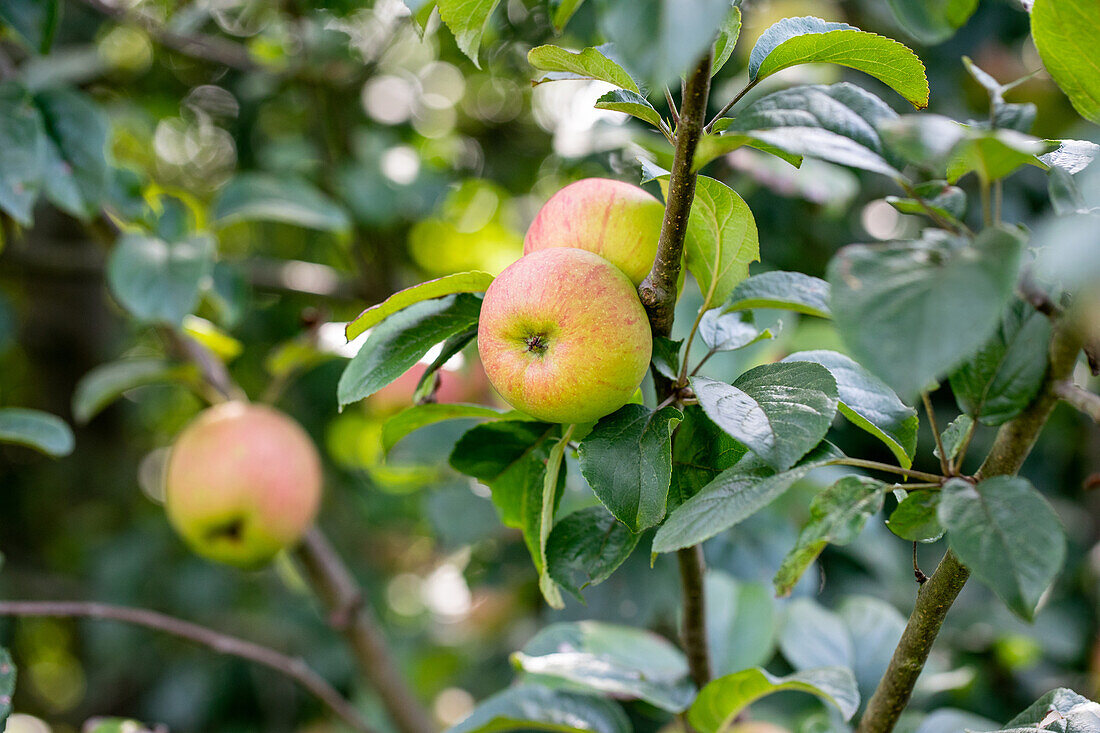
[0,600,377,733]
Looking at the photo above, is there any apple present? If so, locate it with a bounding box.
[478,247,652,424]
[524,178,666,287]
[164,402,322,568]
[369,357,492,416]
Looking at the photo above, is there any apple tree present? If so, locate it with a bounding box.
[1,0,1099,731]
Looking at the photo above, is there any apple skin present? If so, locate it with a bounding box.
[478,247,652,424]
[524,178,666,287]
[164,402,322,568]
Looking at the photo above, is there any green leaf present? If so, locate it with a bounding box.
[945,129,1054,184]
[577,404,682,532]
[214,173,351,233]
[712,4,742,76]
[551,0,586,30]
[346,272,494,340]
[774,476,886,596]
[1005,688,1100,730]
[1031,0,1100,123]
[741,128,904,180]
[35,87,109,221]
[887,0,977,44]
[436,0,502,67]
[706,573,776,676]
[653,442,842,552]
[718,83,903,178]
[338,293,482,406]
[721,271,831,318]
[528,44,640,93]
[885,180,967,224]
[597,0,733,90]
[748,17,929,108]
[878,114,965,170]
[0,407,74,457]
[106,234,215,326]
[934,414,973,463]
[651,336,682,380]
[693,132,805,171]
[692,362,838,472]
[382,403,508,454]
[949,301,1052,426]
[594,89,663,128]
[887,490,943,542]
[683,177,760,310]
[0,0,60,53]
[450,420,564,575]
[539,429,571,609]
[778,598,852,670]
[698,310,775,353]
[828,228,1025,400]
[0,647,14,726]
[448,684,630,733]
[73,359,197,424]
[837,597,907,700]
[939,476,1066,620]
[689,667,860,733]
[547,506,640,602]
[782,350,918,468]
[669,405,747,510]
[0,83,46,225]
[513,622,693,712]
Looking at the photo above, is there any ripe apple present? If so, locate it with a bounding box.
[478,247,652,424]
[164,402,322,568]
[524,178,666,287]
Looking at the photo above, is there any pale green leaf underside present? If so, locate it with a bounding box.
[0,407,74,457]
[689,666,860,733]
[381,403,509,454]
[528,44,640,93]
[595,89,663,128]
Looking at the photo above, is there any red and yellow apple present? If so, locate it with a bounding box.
[164,402,322,568]
[524,178,666,287]
[477,247,652,424]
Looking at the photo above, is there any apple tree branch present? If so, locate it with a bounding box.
[0,600,374,733]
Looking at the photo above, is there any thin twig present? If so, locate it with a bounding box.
[827,458,943,484]
[704,78,759,133]
[1054,380,1100,422]
[296,530,436,733]
[980,178,993,228]
[76,0,259,71]
[665,86,680,128]
[898,181,970,236]
[922,392,951,475]
[0,600,374,733]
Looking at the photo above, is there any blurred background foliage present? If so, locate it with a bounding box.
[1,0,1098,731]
